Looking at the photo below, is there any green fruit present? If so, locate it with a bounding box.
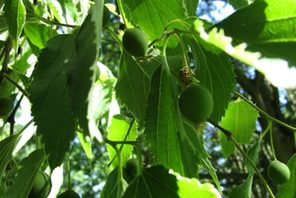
[29,171,51,198]
[267,160,290,185]
[58,189,81,198]
[179,84,214,124]
[125,158,139,178]
[0,98,14,116]
[122,28,148,57]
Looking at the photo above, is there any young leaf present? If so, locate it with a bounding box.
[219,99,259,156]
[186,36,236,123]
[24,23,56,49]
[0,135,18,183]
[276,153,296,198]
[115,52,152,122]
[68,0,103,134]
[5,149,46,198]
[122,165,221,198]
[29,34,76,168]
[77,131,93,160]
[4,0,26,48]
[107,115,137,169]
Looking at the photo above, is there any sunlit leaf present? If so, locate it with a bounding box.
[186,36,236,122]
[216,0,296,67]
[77,131,93,160]
[117,0,186,40]
[107,115,137,170]
[24,22,56,49]
[144,65,184,174]
[122,165,221,198]
[219,99,259,156]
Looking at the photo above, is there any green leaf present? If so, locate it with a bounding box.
[107,115,137,170]
[277,153,296,198]
[0,135,18,184]
[115,52,152,122]
[24,22,56,49]
[246,141,261,174]
[68,0,103,134]
[117,0,186,40]
[77,131,93,160]
[227,0,251,9]
[183,0,199,16]
[228,175,253,198]
[186,36,236,122]
[216,0,296,67]
[29,34,76,168]
[219,99,259,156]
[4,0,26,48]
[144,65,184,174]
[47,0,63,23]
[101,168,126,198]
[193,18,296,88]
[123,165,221,198]
[5,149,46,198]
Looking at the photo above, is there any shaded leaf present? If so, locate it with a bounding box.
[5,149,46,198]
[246,140,261,174]
[68,0,103,134]
[227,0,250,9]
[4,0,26,48]
[115,52,151,122]
[277,153,296,198]
[0,135,18,184]
[228,175,253,198]
[101,168,127,198]
[29,34,76,168]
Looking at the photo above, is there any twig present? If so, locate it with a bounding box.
[2,73,29,98]
[234,91,296,132]
[210,121,275,198]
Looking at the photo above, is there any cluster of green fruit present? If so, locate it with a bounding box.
[121,28,214,124]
